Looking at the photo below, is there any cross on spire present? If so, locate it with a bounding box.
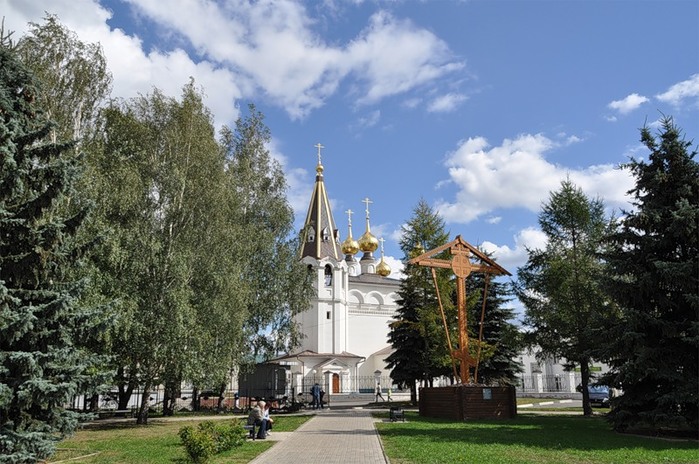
[379,237,385,254]
[315,143,325,165]
[345,209,354,226]
[362,197,373,219]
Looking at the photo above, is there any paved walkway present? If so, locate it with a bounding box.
[248,408,388,464]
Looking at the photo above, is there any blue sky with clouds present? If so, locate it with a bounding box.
[4,1,698,310]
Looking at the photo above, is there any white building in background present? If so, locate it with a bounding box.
[268,151,401,394]
[262,149,607,400]
[516,348,610,395]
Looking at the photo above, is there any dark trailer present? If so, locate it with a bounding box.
[238,363,290,405]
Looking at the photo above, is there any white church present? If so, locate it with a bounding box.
[268,150,401,395]
[258,148,603,401]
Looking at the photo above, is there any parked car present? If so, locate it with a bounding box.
[587,385,610,407]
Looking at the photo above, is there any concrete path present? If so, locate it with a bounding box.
[248,408,388,464]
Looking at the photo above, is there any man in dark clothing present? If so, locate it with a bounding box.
[311,383,321,410]
[246,400,268,439]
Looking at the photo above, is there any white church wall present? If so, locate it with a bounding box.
[346,279,399,378]
[517,348,611,385]
[348,290,363,304]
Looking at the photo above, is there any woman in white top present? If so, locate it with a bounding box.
[262,403,274,436]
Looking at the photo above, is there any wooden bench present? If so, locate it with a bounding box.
[389,407,405,422]
[243,424,257,439]
[97,409,133,419]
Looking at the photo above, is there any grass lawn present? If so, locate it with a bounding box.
[376,412,699,464]
[49,414,311,464]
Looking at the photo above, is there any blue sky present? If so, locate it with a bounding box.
[4,1,698,311]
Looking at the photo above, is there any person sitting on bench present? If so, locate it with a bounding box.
[262,402,274,436]
[247,400,268,439]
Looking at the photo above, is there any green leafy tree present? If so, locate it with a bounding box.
[15,13,115,413]
[221,104,312,363]
[91,83,233,422]
[386,199,452,404]
[15,14,112,144]
[0,38,109,462]
[516,180,613,416]
[467,272,523,386]
[601,117,698,433]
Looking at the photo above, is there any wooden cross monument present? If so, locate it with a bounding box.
[409,235,510,384]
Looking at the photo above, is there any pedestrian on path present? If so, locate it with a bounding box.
[375,383,385,402]
[387,387,392,402]
[311,383,321,409]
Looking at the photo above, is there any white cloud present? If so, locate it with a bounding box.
[389,225,405,243]
[480,227,548,274]
[402,97,422,109]
[5,1,463,123]
[346,11,465,105]
[5,0,243,129]
[368,222,393,246]
[655,74,699,108]
[608,93,649,115]
[383,255,405,280]
[564,135,582,145]
[118,3,464,118]
[485,216,501,224]
[266,138,313,225]
[286,166,313,222]
[427,93,467,113]
[435,133,635,223]
[350,110,381,132]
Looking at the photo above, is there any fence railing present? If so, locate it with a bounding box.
[516,373,581,394]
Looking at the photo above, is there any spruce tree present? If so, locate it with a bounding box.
[516,180,613,415]
[385,199,451,404]
[602,117,698,433]
[0,40,106,462]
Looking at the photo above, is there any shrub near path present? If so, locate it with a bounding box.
[49,415,311,464]
[376,413,699,464]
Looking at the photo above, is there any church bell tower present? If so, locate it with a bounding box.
[296,144,349,355]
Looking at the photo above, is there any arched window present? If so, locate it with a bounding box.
[307,226,315,242]
[324,264,333,286]
[321,227,330,242]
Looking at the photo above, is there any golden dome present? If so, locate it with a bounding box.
[410,243,425,258]
[341,236,360,255]
[376,257,391,277]
[358,230,379,252]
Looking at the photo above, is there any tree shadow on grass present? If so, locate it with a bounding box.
[377,413,697,453]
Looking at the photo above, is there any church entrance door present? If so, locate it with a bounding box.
[332,373,340,393]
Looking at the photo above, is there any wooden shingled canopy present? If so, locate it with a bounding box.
[409,235,511,384]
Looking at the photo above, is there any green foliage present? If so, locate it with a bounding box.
[221,104,312,362]
[0,38,109,463]
[179,425,215,464]
[602,117,699,433]
[89,82,245,420]
[377,413,699,463]
[178,420,245,463]
[386,199,452,403]
[15,14,112,145]
[467,273,523,386]
[516,180,615,415]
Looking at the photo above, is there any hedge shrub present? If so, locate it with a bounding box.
[179,420,246,463]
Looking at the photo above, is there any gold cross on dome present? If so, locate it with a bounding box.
[362,197,373,218]
[345,209,354,226]
[315,143,324,165]
[379,237,385,253]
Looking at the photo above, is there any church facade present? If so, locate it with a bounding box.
[270,152,401,395]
